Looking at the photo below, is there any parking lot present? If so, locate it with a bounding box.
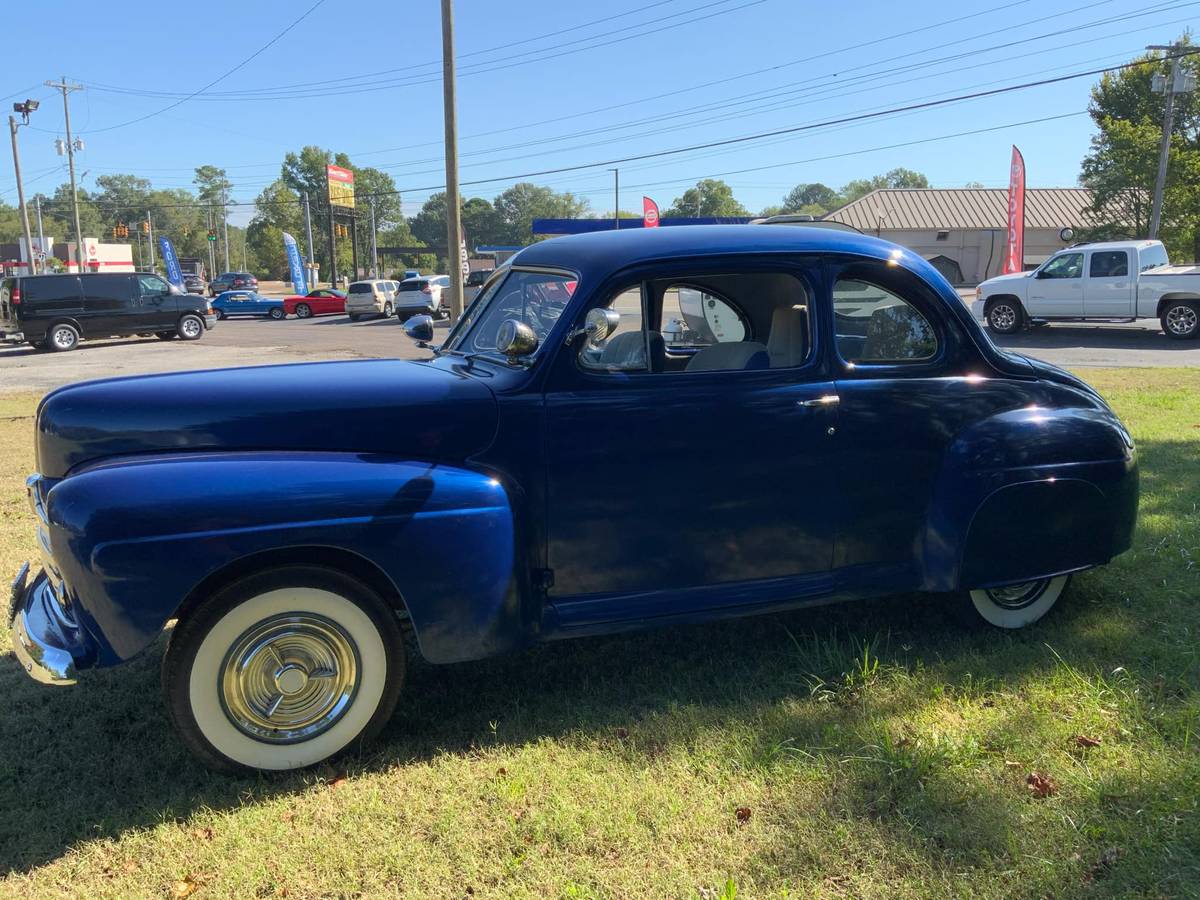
[0,312,1194,395]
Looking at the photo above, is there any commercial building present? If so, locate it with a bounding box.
[822,187,1099,285]
[0,237,135,277]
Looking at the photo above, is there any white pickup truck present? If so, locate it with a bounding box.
[973,239,1200,340]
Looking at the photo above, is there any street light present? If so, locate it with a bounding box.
[8,100,38,274]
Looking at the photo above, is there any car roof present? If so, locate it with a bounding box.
[511,224,913,277]
[1058,240,1161,252]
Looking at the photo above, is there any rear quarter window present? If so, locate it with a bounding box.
[399,281,425,292]
[348,284,372,293]
[21,276,81,302]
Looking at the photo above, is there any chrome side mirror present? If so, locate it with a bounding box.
[568,307,621,344]
[495,318,539,359]
[404,314,435,347]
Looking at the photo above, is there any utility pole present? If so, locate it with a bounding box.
[147,213,156,270]
[610,168,620,230]
[35,195,46,265]
[8,108,36,276]
[206,207,215,278]
[368,197,378,277]
[302,190,315,278]
[46,78,85,272]
[1148,43,1196,239]
[440,0,465,321]
[221,193,230,272]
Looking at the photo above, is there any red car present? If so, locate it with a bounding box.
[281,288,347,319]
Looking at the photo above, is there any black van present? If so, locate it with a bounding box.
[0,272,216,352]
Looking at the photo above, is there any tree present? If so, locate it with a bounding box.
[410,193,506,249]
[663,179,749,217]
[1080,40,1200,259]
[840,167,930,204]
[781,182,840,213]
[493,182,589,244]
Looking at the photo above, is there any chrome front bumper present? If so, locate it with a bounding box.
[9,563,84,685]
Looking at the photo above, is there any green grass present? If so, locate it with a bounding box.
[1,369,1198,899]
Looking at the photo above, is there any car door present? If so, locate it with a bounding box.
[542,264,838,619]
[80,274,140,336]
[1027,251,1084,317]
[1084,249,1133,317]
[309,290,334,314]
[137,274,178,330]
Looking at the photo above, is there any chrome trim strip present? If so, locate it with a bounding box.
[9,570,80,686]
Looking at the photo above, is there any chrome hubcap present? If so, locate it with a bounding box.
[182,318,201,337]
[220,613,359,744]
[990,305,1016,330]
[53,327,75,349]
[297,305,311,318]
[1166,305,1197,335]
[986,579,1048,610]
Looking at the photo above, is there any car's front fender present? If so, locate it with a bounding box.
[42,451,520,667]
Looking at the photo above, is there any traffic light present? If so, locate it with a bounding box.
[141,221,150,234]
[113,223,129,238]
[207,230,217,242]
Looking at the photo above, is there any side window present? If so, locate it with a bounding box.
[1139,245,1169,271]
[661,285,747,349]
[834,278,937,364]
[1089,251,1128,278]
[138,274,169,297]
[1040,252,1083,279]
[579,286,646,372]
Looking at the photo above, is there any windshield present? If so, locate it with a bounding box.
[446,268,577,356]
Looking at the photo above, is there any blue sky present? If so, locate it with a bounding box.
[1,0,1195,227]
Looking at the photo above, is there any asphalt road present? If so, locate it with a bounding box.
[0,313,1194,396]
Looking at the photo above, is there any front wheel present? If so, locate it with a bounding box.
[177,314,204,341]
[967,574,1071,629]
[1161,300,1199,340]
[163,566,405,773]
[215,309,226,320]
[295,303,312,319]
[985,300,1023,335]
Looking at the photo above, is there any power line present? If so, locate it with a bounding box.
[81,0,329,134]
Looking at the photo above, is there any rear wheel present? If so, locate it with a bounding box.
[47,323,80,352]
[383,302,394,318]
[349,314,361,322]
[215,309,226,320]
[985,299,1023,335]
[1161,300,1199,340]
[177,314,204,341]
[268,306,285,320]
[967,575,1070,629]
[163,566,405,773]
[296,303,312,319]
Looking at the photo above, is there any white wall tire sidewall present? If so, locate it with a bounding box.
[187,587,388,771]
[969,575,1069,629]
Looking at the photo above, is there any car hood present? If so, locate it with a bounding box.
[980,271,1030,292]
[35,359,498,478]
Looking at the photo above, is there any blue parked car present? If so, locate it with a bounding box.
[10,226,1138,773]
[211,289,285,320]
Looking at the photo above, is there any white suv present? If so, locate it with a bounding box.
[345,279,396,320]
[395,275,451,319]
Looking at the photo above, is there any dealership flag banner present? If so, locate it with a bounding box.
[158,236,184,287]
[283,232,307,293]
[643,196,660,228]
[1001,145,1026,275]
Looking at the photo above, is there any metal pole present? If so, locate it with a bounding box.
[35,195,46,266]
[222,194,230,272]
[147,213,156,270]
[440,0,465,321]
[350,211,360,279]
[242,230,247,271]
[1148,46,1182,239]
[369,198,378,277]
[8,116,36,276]
[302,190,315,270]
[47,78,85,273]
[206,207,215,279]
[611,168,619,230]
[327,205,338,288]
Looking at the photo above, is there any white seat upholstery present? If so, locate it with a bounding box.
[685,341,769,372]
[598,331,647,369]
[767,305,809,368]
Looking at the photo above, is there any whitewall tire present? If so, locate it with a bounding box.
[164,566,405,773]
[968,574,1070,629]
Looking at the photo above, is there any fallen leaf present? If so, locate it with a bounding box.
[171,876,200,898]
[1026,772,1058,798]
[735,806,752,824]
[1004,760,1021,769]
[496,767,507,777]
[329,772,348,790]
[1074,735,1102,748]
[191,826,214,841]
[122,859,139,874]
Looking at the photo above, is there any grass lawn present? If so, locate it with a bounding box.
[0,369,1197,899]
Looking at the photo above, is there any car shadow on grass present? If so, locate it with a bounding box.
[0,584,1137,876]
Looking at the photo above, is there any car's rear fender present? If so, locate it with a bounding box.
[921,403,1137,591]
[40,451,523,668]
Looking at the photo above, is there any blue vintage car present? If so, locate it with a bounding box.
[211,289,285,320]
[9,226,1138,773]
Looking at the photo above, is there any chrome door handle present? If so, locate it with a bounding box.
[797,395,840,408]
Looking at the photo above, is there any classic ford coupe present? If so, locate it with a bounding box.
[9,226,1137,772]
